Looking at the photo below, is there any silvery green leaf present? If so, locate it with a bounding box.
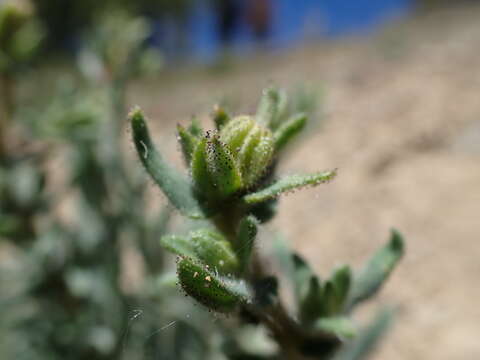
[244,170,337,204]
[256,87,281,128]
[177,123,199,165]
[129,107,204,218]
[273,113,307,152]
[160,234,196,258]
[348,230,404,309]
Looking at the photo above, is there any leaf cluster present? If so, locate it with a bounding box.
[130,88,405,359]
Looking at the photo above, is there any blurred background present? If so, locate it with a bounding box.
[1,0,479,359]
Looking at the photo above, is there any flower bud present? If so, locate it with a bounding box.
[220,116,274,188]
[191,134,243,204]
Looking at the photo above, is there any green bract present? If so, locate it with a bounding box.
[177,257,250,313]
[219,115,274,188]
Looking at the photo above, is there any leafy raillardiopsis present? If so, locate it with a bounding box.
[130,88,406,359]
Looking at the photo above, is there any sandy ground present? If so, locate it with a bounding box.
[127,5,480,359]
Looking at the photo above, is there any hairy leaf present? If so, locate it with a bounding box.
[129,107,204,218]
[244,170,337,204]
[273,113,307,151]
[177,124,199,165]
[177,257,249,313]
[256,87,281,128]
[348,230,404,309]
[161,230,239,275]
[160,234,196,258]
[190,230,239,275]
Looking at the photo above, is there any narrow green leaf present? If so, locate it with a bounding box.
[292,253,317,305]
[348,230,405,309]
[129,107,204,218]
[314,316,357,339]
[300,275,324,324]
[272,89,289,129]
[256,87,281,128]
[177,124,199,165]
[235,216,258,273]
[273,238,322,318]
[333,309,393,360]
[322,281,337,316]
[177,257,250,313]
[331,266,352,312]
[273,113,307,151]
[160,234,196,258]
[244,170,337,204]
[321,266,352,316]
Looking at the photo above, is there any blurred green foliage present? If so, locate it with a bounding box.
[31,0,195,50]
[0,7,217,360]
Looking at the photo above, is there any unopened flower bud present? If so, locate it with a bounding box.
[220,116,274,188]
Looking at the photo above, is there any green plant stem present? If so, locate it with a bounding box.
[214,211,338,359]
[248,251,340,359]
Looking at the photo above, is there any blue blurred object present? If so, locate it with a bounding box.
[155,0,413,63]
